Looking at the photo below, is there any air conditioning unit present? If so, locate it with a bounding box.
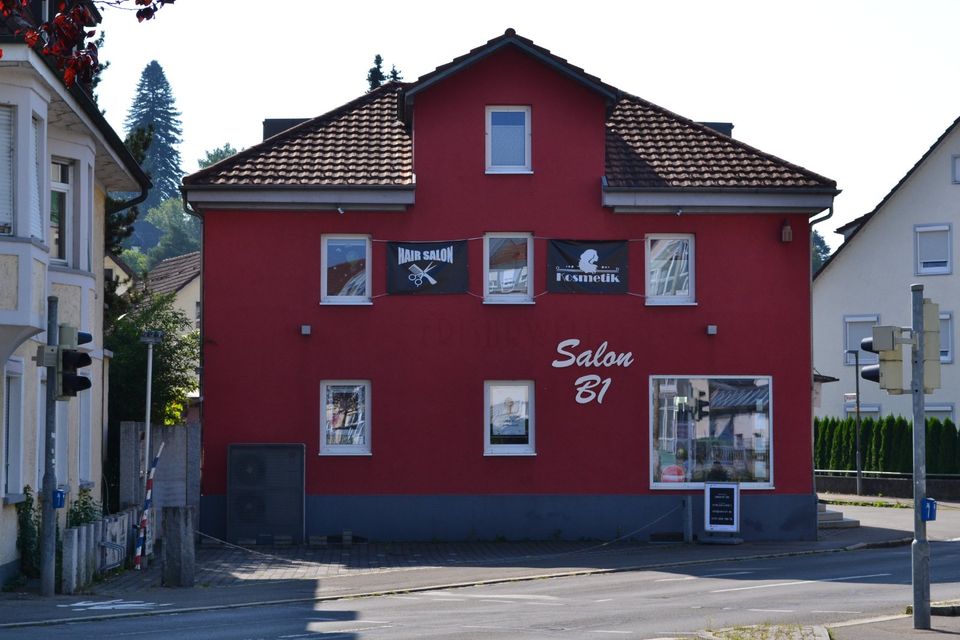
[227,444,304,545]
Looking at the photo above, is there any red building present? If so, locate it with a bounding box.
[182,30,838,543]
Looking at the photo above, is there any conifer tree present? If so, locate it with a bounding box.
[367,54,386,91]
[125,60,183,211]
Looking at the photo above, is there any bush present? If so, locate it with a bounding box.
[15,486,40,578]
[67,487,102,527]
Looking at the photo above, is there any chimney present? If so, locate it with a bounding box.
[698,122,734,137]
[262,118,310,141]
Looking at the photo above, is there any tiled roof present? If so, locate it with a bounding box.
[145,252,200,295]
[183,31,834,194]
[182,84,413,188]
[605,94,835,190]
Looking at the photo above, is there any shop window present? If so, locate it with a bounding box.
[915,224,951,275]
[844,315,879,365]
[484,380,535,455]
[320,381,371,455]
[651,376,772,488]
[486,106,531,173]
[645,234,694,304]
[321,235,371,304]
[484,233,533,303]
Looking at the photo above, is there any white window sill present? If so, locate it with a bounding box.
[483,298,535,305]
[916,270,952,277]
[319,300,373,306]
[485,169,534,175]
[645,300,698,307]
[483,451,537,457]
[319,451,372,457]
[651,483,774,490]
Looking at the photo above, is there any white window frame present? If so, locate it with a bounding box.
[843,402,882,418]
[645,234,695,305]
[321,234,372,304]
[319,380,371,456]
[49,159,71,264]
[483,232,534,304]
[29,116,44,241]
[3,360,24,497]
[0,105,14,236]
[485,106,532,174]
[650,375,773,489]
[915,224,952,275]
[484,380,535,456]
[925,403,955,423]
[844,314,879,365]
[941,312,954,364]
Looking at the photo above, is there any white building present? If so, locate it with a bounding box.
[0,10,150,582]
[813,115,959,422]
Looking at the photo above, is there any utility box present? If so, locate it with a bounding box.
[922,497,937,522]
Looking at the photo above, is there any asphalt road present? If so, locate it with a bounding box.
[24,541,960,640]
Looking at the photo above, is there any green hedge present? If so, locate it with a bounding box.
[814,415,958,473]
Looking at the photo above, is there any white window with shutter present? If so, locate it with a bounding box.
[915,224,951,275]
[29,116,43,241]
[0,106,13,235]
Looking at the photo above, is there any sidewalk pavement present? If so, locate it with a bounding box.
[0,493,957,639]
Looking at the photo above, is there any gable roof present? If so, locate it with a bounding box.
[815,113,960,279]
[145,251,200,296]
[182,30,835,206]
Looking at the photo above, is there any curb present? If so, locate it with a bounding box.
[0,537,910,630]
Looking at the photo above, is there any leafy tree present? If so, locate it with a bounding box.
[125,60,183,211]
[145,198,199,266]
[198,143,238,170]
[0,1,174,87]
[119,248,148,276]
[367,54,386,91]
[105,289,199,426]
[812,229,831,274]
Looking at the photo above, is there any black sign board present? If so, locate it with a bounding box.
[386,241,468,294]
[547,240,628,294]
[704,482,740,533]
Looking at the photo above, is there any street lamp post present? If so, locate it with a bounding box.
[845,349,863,496]
[139,330,163,503]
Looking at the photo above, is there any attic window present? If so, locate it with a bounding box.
[486,106,531,173]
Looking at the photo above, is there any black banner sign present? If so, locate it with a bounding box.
[547,240,628,294]
[386,241,468,294]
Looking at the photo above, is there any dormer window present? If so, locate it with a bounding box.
[486,106,531,173]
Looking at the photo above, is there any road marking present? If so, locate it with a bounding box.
[656,570,754,582]
[388,595,420,600]
[481,599,515,603]
[423,591,558,600]
[590,631,632,635]
[710,572,891,593]
[58,599,172,611]
[748,608,795,613]
[594,598,614,603]
[812,610,861,614]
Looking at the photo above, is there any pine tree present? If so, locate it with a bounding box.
[860,418,874,471]
[367,54,386,91]
[125,60,183,211]
[937,419,957,474]
[389,64,403,82]
[927,418,942,474]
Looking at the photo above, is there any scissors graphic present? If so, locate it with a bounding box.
[408,262,438,287]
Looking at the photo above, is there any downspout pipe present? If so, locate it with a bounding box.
[808,204,833,518]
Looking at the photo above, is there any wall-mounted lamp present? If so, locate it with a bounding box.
[781,220,793,243]
[300,324,312,336]
[706,324,718,336]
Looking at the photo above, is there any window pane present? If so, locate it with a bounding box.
[323,384,366,446]
[918,229,949,269]
[326,239,367,296]
[942,316,953,361]
[489,384,530,445]
[29,118,42,239]
[490,111,526,167]
[648,238,690,297]
[487,237,528,295]
[50,190,66,259]
[0,106,13,234]
[652,377,771,485]
[845,319,878,364]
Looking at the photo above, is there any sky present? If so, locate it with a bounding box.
[93,0,960,249]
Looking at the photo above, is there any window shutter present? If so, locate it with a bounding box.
[0,107,13,234]
[29,117,43,240]
[918,228,948,267]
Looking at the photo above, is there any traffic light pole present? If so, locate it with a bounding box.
[911,284,930,630]
[40,296,58,596]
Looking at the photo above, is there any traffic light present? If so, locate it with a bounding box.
[923,299,941,393]
[860,325,904,394]
[57,324,92,399]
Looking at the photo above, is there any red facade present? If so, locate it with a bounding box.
[186,33,835,542]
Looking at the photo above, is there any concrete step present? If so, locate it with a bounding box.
[818,509,844,522]
[819,517,861,529]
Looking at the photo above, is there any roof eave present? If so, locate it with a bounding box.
[182,184,415,214]
[602,185,839,215]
